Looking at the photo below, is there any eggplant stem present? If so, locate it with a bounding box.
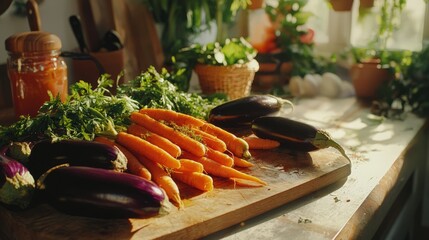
[36,163,70,190]
[269,95,294,113]
[312,130,351,163]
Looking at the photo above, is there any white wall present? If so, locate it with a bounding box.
[0,0,79,64]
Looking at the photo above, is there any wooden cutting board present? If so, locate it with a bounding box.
[0,148,351,240]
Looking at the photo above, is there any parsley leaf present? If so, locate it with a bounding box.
[118,66,225,119]
[0,75,139,146]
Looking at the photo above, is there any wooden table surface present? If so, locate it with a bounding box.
[1,97,427,239]
[204,96,428,240]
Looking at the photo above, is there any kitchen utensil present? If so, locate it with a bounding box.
[61,51,105,74]
[77,0,100,51]
[26,0,41,31]
[0,0,12,16]
[100,29,123,51]
[69,15,88,53]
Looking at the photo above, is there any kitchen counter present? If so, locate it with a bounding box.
[0,97,427,239]
[205,97,428,240]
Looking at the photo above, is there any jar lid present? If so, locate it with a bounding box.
[5,31,62,53]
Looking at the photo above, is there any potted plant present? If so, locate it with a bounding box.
[349,48,394,99]
[359,0,374,9]
[248,0,265,10]
[141,0,249,60]
[175,37,259,100]
[401,45,429,116]
[328,0,354,11]
[371,45,429,118]
[140,0,214,60]
[250,0,333,92]
[349,0,406,100]
[213,0,249,42]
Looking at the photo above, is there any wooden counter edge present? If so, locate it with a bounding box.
[334,119,429,239]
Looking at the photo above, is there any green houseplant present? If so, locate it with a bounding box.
[141,0,249,59]
[349,0,429,116]
[175,37,259,100]
[349,0,408,99]
[251,0,333,92]
[372,44,429,118]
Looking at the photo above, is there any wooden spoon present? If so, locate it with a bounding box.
[26,0,42,31]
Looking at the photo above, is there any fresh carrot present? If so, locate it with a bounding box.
[130,112,206,157]
[201,123,251,159]
[137,155,183,208]
[230,178,266,187]
[243,135,280,150]
[116,132,181,169]
[139,108,206,127]
[127,123,182,158]
[192,128,227,152]
[177,159,204,173]
[94,136,152,180]
[233,156,254,168]
[181,152,266,186]
[171,171,214,192]
[205,148,234,167]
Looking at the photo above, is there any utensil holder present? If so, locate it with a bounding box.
[69,49,125,93]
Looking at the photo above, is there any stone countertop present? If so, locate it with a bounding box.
[205,96,428,240]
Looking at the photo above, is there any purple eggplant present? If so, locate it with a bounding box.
[252,116,350,161]
[208,95,293,128]
[0,146,35,209]
[38,166,170,218]
[28,140,127,179]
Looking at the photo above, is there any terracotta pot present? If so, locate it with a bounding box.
[329,0,354,11]
[359,0,374,8]
[350,61,393,99]
[248,0,264,10]
[252,61,293,92]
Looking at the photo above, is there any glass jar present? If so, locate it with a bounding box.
[5,31,68,118]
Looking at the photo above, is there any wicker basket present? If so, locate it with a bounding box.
[194,59,259,100]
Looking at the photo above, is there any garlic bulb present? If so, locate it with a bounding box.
[288,76,303,97]
[288,72,355,98]
[339,81,355,98]
[319,72,343,98]
[302,74,321,97]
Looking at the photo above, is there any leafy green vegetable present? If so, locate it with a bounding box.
[118,67,225,119]
[0,75,139,146]
[175,37,257,66]
[0,67,225,147]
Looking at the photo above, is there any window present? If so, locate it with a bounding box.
[350,0,427,51]
[303,0,428,54]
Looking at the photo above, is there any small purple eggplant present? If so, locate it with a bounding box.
[208,95,293,128]
[28,140,128,179]
[0,146,35,209]
[252,116,350,161]
[38,166,171,218]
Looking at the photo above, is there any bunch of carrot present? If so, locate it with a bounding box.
[94,108,278,208]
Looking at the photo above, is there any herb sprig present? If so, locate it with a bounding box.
[118,67,225,119]
[0,75,139,146]
[0,67,224,147]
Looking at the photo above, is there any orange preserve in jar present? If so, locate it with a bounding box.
[5,31,68,118]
